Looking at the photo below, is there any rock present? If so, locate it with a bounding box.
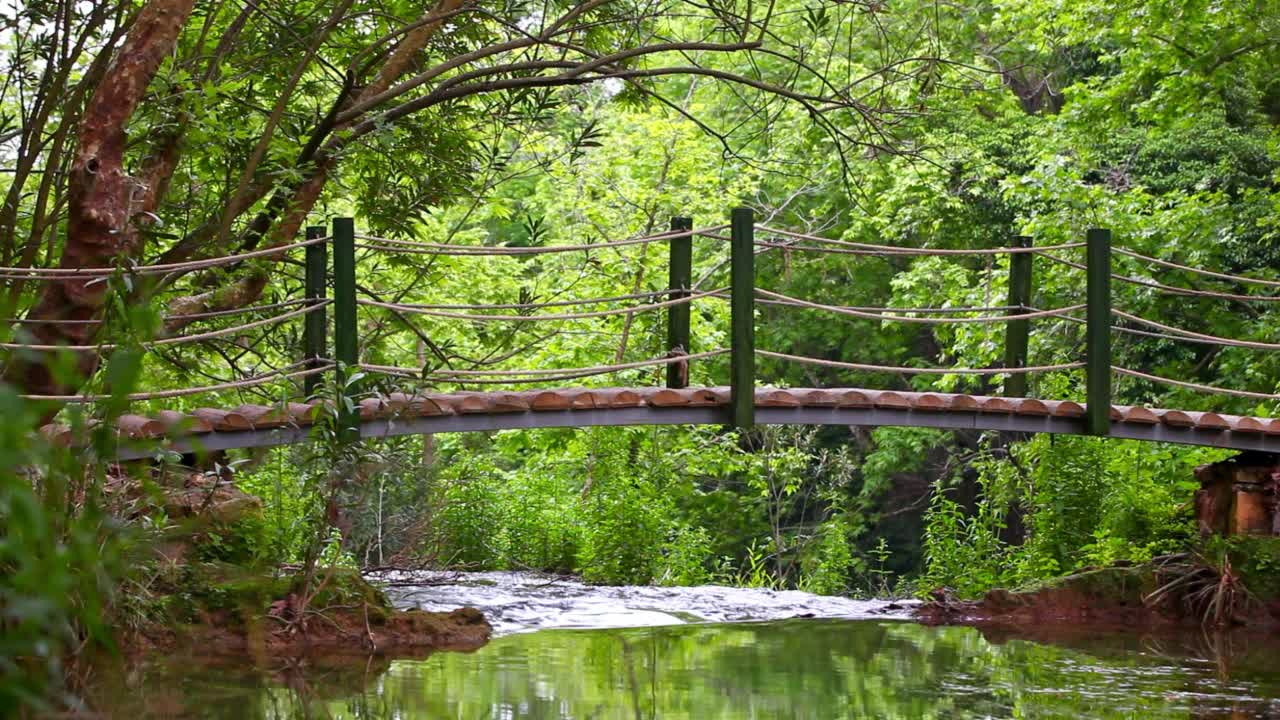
[161,469,262,525]
[1195,452,1280,538]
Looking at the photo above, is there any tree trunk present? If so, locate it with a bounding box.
[5,0,196,400]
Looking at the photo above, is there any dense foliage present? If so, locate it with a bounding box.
[4,0,1280,711]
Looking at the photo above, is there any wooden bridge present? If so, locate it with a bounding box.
[91,387,1280,461]
[12,210,1280,459]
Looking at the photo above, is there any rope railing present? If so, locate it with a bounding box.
[1038,252,1280,303]
[1054,311,1273,350]
[21,360,333,403]
[361,348,729,385]
[1111,309,1280,351]
[755,298,1022,315]
[354,224,728,256]
[754,225,1085,257]
[377,289,668,311]
[758,349,1084,376]
[17,212,1280,450]
[0,235,331,280]
[754,288,1086,325]
[0,300,330,352]
[358,288,723,322]
[1113,248,1280,289]
[4,298,319,327]
[1113,366,1280,401]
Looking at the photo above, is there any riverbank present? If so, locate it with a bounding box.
[122,565,492,659]
[916,542,1280,632]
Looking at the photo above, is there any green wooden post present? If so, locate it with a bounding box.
[303,225,328,398]
[666,216,693,389]
[1086,228,1112,436]
[730,207,755,429]
[1003,236,1033,398]
[333,217,359,439]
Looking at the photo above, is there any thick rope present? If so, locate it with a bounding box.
[1113,366,1280,401]
[755,298,1020,314]
[354,224,728,256]
[0,236,330,280]
[1111,310,1280,351]
[758,349,1084,375]
[755,226,1085,256]
[0,301,330,351]
[358,288,723,322]
[1054,313,1250,348]
[1114,248,1280,289]
[755,288,1086,325]
[4,299,317,326]
[361,348,729,384]
[1038,253,1280,303]
[381,289,668,311]
[21,361,333,403]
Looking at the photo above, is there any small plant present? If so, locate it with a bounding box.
[1144,551,1257,628]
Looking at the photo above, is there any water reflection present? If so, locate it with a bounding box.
[95,620,1280,719]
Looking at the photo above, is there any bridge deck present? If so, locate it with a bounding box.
[51,387,1280,460]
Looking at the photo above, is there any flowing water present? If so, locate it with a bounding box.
[94,572,1280,718]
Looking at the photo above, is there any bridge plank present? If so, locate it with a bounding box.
[1184,411,1230,431]
[687,388,723,406]
[756,389,800,407]
[978,397,1013,413]
[191,408,251,431]
[794,389,838,407]
[1013,399,1049,416]
[286,402,320,425]
[1155,409,1194,427]
[911,393,947,411]
[1227,415,1266,434]
[40,423,72,446]
[527,390,572,411]
[835,390,872,407]
[870,390,911,409]
[235,404,291,428]
[589,388,644,408]
[638,388,689,407]
[487,392,532,413]
[156,410,213,435]
[409,395,453,416]
[118,414,164,439]
[1044,400,1084,418]
[1116,405,1158,425]
[451,394,498,414]
[948,394,980,411]
[1264,419,1280,436]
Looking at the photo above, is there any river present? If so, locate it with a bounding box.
[93,571,1280,718]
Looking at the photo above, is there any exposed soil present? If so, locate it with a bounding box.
[915,563,1280,633]
[127,604,491,659]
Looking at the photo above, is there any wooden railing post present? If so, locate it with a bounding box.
[1003,235,1033,398]
[1086,228,1112,436]
[730,208,755,429]
[333,217,359,439]
[666,216,693,389]
[303,225,328,398]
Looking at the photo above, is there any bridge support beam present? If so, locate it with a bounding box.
[730,207,755,429]
[333,217,359,440]
[1003,235,1033,398]
[666,216,693,389]
[304,225,328,398]
[1086,228,1112,436]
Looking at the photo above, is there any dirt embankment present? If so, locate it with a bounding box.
[124,566,492,659]
[916,552,1280,633]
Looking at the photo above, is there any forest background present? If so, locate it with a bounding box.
[2,0,1279,709]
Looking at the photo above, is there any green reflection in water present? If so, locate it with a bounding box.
[97,620,1280,719]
